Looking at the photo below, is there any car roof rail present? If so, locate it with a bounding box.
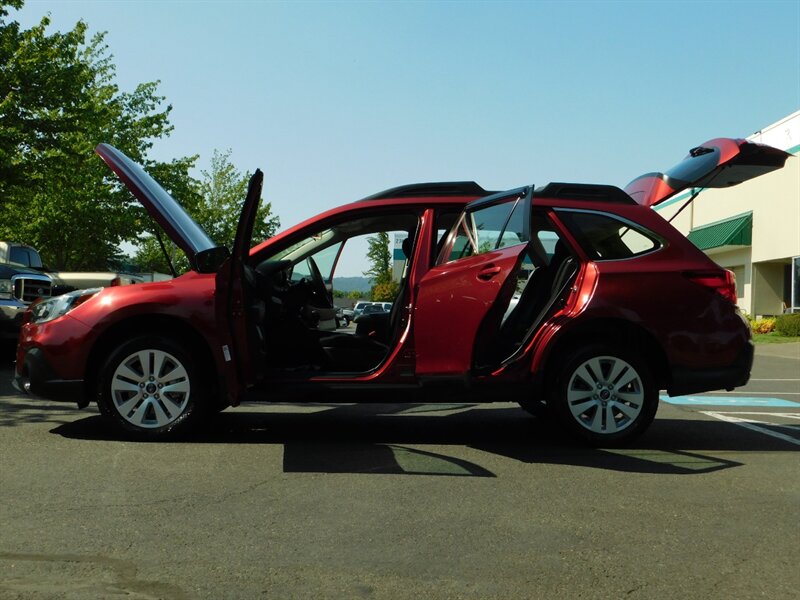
[535,182,637,204]
[358,181,496,201]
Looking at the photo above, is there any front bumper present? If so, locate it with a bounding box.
[14,346,85,404]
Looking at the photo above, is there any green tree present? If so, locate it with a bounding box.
[133,149,280,275]
[195,149,280,248]
[363,231,398,301]
[0,2,189,269]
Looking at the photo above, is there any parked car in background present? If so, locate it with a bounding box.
[361,303,387,316]
[14,139,789,445]
[352,301,372,319]
[342,306,355,323]
[335,307,350,328]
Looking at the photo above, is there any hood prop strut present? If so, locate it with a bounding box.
[154,228,178,278]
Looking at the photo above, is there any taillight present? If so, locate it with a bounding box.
[110,277,121,286]
[684,269,737,304]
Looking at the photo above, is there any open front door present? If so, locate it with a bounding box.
[214,170,264,405]
[414,188,531,376]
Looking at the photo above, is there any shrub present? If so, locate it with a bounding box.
[750,317,777,334]
[775,313,800,337]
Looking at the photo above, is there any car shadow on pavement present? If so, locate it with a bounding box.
[45,401,800,477]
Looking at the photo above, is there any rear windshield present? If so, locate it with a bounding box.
[556,210,661,261]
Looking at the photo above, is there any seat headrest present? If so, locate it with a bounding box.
[401,237,412,259]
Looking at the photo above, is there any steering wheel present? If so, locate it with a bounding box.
[305,256,333,309]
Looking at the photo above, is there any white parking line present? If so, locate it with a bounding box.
[701,411,800,446]
[749,378,800,382]
[715,391,800,396]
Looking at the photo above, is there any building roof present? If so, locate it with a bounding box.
[687,211,753,251]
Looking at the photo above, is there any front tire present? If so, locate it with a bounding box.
[550,344,658,446]
[97,335,208,439]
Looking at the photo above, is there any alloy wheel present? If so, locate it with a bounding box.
[110,349,191,429]
[566,355,644,434]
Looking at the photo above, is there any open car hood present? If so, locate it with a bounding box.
[96,144,227,272]
[624,138,791,208]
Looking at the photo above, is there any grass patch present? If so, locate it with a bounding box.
[752,333,800,344]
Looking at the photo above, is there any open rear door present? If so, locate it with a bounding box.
[214,170,264,405]
[414,188,531,376]
[625,138,791,208]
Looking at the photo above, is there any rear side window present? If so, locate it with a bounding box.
[443,198,527,263]
[556,210,661,260]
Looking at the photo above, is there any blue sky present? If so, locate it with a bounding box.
[12,0,800,275]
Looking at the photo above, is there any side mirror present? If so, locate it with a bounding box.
[194,247,231,273]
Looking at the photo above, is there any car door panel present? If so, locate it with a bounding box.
[214,170,264,404]
[414,243,528,376]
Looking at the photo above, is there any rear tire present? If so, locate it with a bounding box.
[97,335,209,440]
[549,344,658,446]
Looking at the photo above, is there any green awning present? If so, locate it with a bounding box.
[687,212,752,251]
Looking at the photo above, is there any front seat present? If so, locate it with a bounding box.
[318,234,414,371]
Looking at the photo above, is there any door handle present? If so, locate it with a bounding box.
[477,265,502,281]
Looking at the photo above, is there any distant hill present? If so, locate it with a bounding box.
[333,276,371,293]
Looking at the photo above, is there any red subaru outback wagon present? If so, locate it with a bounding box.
[14,139,789,444]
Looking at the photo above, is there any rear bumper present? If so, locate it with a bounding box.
[14,346,85,403]
[667,340,754,396]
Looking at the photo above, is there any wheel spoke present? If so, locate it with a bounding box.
[150,399,171,425]
[116,394,142,416]
[112,379,141,393]
[614,400,640,420]
[616,391,643,406]
[603,405,618,433]
[129,398,152,426]
[615,369,640,391]
[567,389,594,405]
[606,359,628,386]
[116,363,143,383]
[161,363,188,386]
[161,393,186,412]
[152,351,167,379]
[574,364,598,389]
[162,379,189,395]
[588,405,603,431]
[137,351,153,379]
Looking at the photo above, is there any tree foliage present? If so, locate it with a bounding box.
[0,3,280,273]
[134,149,280,275]
[363,231,398,301]
[371,279,399,302]
[0,2,183,269]
[195,149,280,248]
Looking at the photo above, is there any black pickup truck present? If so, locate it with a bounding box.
[0,261,52,340]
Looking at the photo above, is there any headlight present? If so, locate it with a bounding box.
[30,287,103,324]
[0,279,11,299]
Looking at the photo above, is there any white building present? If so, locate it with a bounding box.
[654,110,800,316]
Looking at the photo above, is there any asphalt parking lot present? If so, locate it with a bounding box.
[1,342,798,599]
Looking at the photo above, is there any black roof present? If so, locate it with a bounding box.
[534,182,636,204]
[357,181,636,205]
[358,181,495,202]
